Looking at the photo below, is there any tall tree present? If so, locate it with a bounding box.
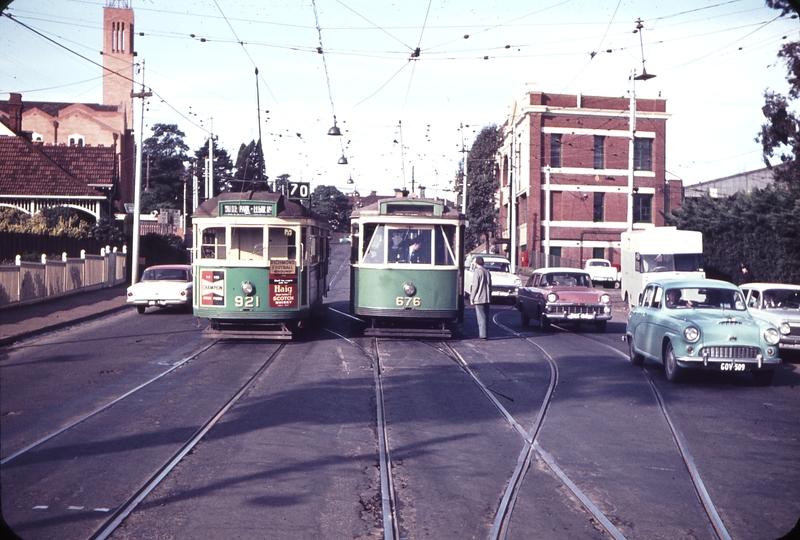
[757,1,800,184]
[139,123,189,212]
[465,125,501,251]
[310,185,351,232]
[232,140,268,192]
[194,140,233,197]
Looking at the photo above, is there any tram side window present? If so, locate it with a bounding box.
[230,227,264,261]
[201,227,226,259]
[434,225,456,266]
[388,228,431,264]
[362,224,385,264]
[268,227,297,261]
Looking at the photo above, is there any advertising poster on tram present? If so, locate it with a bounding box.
[200,270,225,306]
[269,259,298,308]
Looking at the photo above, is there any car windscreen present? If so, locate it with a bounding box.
[484,262,510,273]
[763,289,800,309]
[665,287,746,310]
[542,273,592,287]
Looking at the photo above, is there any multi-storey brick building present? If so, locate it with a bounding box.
[495,84,682,269]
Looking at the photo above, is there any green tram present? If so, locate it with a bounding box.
[192,191,331,340]
[349,197,465,337]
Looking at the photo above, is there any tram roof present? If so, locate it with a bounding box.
[351,197,460,219]
[193,191,323,221]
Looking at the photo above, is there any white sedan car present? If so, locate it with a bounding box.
[464,254,522,301]
[741,283,800,352]
[127,265,193,314]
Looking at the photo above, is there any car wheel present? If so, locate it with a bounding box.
[628,335,644,366]
[664,341,684,383]
[520,311,530,327]
[595,320,607,333]
[752,369,774,386]
[136,305,146,315]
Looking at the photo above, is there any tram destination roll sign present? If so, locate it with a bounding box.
[219,201,276,217]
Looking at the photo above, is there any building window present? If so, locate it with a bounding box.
[550,134,562,168]
[633,193,653,223]
[593,136,605,169]
[593,192,604,222]
[69,134,85,147]
[592,247,605,259]
[634,138,652,171]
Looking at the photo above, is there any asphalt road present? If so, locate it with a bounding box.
[1,244,798,540]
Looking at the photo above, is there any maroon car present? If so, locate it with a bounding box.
[515,267,612,332]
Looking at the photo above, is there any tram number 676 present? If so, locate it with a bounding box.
[396,296,421,307]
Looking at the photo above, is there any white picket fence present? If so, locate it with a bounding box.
[0,248,127,309]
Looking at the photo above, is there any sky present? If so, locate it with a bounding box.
[1,0,799,198]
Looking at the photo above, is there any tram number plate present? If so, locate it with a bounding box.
[720,362,745,372]
[234,296,261,309]
[396,296,421,307]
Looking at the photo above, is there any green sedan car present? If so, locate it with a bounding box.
[625,278,781,384]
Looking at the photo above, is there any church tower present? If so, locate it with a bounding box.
[102,1,135,129]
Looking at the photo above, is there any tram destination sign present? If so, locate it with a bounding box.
[219,201,276,217]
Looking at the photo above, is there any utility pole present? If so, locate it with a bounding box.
[131,60,152,284]
[207,118,214,201]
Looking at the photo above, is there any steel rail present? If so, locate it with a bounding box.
[88,342,287,540]
[324,329,398,540]
[489,310,627,540]
[0,339,220,467]
[557,327,733,540]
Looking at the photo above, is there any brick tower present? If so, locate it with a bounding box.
[102,1,135,129]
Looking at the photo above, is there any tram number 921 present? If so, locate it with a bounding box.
[396,296,422,307]
[235,296,261,308]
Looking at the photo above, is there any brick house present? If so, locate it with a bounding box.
[0,2,136,214]
[495,84,682,268]
[0,131,108,221]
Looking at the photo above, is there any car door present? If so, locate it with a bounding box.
[641,286,665,358]
[630,284,655,358]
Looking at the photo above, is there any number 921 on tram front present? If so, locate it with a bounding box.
[192,191,331,340]
[349,197,465,337]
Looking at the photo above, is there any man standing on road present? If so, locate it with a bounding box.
[470,256,492,340]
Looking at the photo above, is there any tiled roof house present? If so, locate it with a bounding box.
[0,134,108,221]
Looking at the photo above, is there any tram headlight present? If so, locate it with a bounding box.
[403,282,416,296]
[241,281,255,296]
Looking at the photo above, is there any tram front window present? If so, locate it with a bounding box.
[201,227,226,259]
[268,227,297,261]
[389,228,431,264]
[363,224,386,263]
[231,227,264,261]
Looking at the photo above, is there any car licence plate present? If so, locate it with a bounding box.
[720,362,746,372]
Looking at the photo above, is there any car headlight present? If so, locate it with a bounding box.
[764,327,780,345]
[684,326,700,343]
[403,282,416,296]
[547,292,558,303]
[241,281,255,296]
[779,322,791,335]
[514,276,522,286]
[600,294,611,304]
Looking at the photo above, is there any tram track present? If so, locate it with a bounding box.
[2,338,288,540]
[89,342,287,540]
[494,307,734,540]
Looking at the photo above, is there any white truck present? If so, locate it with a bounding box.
[620,227,705,307]
[584,258,620,288]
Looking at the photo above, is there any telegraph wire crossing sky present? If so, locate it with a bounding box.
[1,0,798,197]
